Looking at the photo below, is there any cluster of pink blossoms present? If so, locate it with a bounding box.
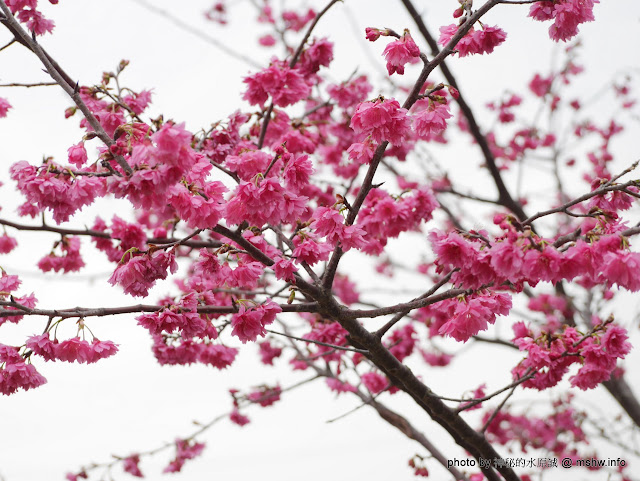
[529,0,598,42]
[419,291,512,342]
[484,396,588,461]
[0,273,37,326]
[108,249,178,297]
[26,334,118,364]
[10,160,106,223]
[163,439,205,474]
[6,0,55,35]
[0,97,12,117]
[37,236,85,273]
[0,344,46,395]
[231,301,282,343]
[243,60,312,108]
[512,321,631,391]
[380,30,421,76]
[438,23,507,57]
[430,225,640,292]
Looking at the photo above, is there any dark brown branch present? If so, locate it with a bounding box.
[400,0,528,222]
[344,287,469,320]
[375,269,457,338]
[0,301,319,319]
[0,1,133,174]
[0,218,223,249]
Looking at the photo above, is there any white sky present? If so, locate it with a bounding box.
[1,1,640,480]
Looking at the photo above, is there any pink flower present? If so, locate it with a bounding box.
[163,439,205,473]
[258,341,283,365]
[243,61,311,108]
[439,292,512,342]
[230,409,250,426]
[0,361,47,395]
[108,249,178,297]
[67,143,87,168]
[327,75,372,109]
[225,177,307,227]
[247,385,282,407]
[258,34,276,46]
[37,236,85,274]
[529,73,553,97]
[0,97,12,118]
[439,24,506,57]
[601,325,632,359]
[292,236,333,265]
[600,251,640,292]
[299,38,334,74]
[0,234,18,254]
[350,97,410,145]
[273,257,297,282]
[361,372,388,394]
[412,100,451,139]
[123,455,143,478]
[530,0,599,42]
[231,300,282,343]
[382,30,420,76]
[365,27,382,42]
[198,344,238,369]
[26,334,58,361]
[326,377,358,394]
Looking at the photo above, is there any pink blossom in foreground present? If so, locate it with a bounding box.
[412,99,451,139]
[67,143,87,168]
[439,292,512,342]
[382,30,420,75]
[108,249,178,297]
[350,97,410,145]
[231,300,282,343]
[530,0,598,42]
[438,24,507,57]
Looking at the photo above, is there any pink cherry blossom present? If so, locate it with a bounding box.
[0,97,11,117]
[231,300,282,343]
[350,97,410,145]
[382,30,420,76]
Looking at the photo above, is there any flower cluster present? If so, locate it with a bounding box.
[438,24,507,57]
[231,300,282,343]
[26,334,118,364]
[529,0,598,42]
[512,322,631,390]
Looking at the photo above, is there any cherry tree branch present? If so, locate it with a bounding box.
[523,178,640,225]
[399,0,528,222]
[323,0,508,292]
[375,269,458,338]
[256,0,342,150]
[0,218,224,249]
[0,301,319,319]
[0,81,56,87]
[0,1,133,174]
